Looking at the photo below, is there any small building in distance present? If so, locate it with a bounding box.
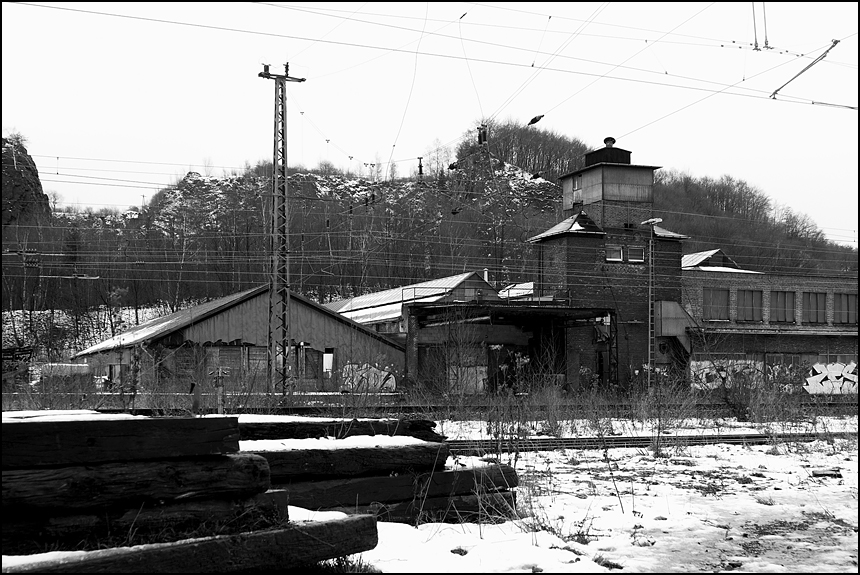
[72,285,405,397]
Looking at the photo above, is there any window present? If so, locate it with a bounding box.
[573,174,582,190]
[737,290,763,321]
[605,245,623,262]
[834,293,857,324]
[627,246,645,262]
[323,348,334,378]
[802,292,827,324]
[770,291,796,323]
[703,288,729,320]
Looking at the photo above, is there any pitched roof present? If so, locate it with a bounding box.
[73,284,405,357]
[682,249,722,268]
[682,249,739,269]
[527,211,605,243]
[652,225,688,240]
[499,282,534,299]
[73,286,268,357]
[324,272,489,322]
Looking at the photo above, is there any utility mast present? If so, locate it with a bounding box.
[259,63,305,396]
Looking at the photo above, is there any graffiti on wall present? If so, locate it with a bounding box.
[690,359,763,390]
[690,359,857,394]
[804,362,858,394]
[341,363,396,392]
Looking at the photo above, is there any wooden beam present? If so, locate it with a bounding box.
[3,453,270,515]
[2,416,240,469]
[1,494,289,554]
[1,515,378,573]
[238,418,445,442]
[327,490,518,524]
[277,464,518,510]
[248,442,449,480]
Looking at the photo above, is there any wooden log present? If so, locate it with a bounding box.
[238,417,446,442]
[2,416,240,469]
[248,441,449,480]
[277,463,518,510]
[328,490,518,524]
[3,453,270,515]
[1,493,290,554]
[0,514,378,573]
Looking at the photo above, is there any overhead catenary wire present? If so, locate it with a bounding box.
[5,2,852,252]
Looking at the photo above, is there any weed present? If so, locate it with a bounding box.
[593,554,624,570]
[755,495,776,506]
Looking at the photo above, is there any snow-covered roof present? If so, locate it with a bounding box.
[528,212,687,243]
[681,249,756,273]
[527,212,604,242]
[72,285,267,357]
[652,225,688,240]
[498,282,534,299]
[324,272,483,317]
[686,266,763,274]
[73,284,406,357]
[682,248,740,269]
[682,249,722,268]
[338,295,447,324]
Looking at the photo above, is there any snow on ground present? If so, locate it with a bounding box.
[2,414,856,572]
[307,415,859,573]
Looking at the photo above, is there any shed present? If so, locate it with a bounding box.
[72,285,405,394]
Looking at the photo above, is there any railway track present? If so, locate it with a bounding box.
[444,431,859,456]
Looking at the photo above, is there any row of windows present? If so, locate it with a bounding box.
[606,245,645,263]
[703,289,857,324]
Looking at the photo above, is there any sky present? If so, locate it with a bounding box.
[2,2,858,247]
[3,413,857,572]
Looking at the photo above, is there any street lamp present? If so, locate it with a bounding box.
[640,217,663,388]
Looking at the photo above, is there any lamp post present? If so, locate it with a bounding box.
[640,217,663,389]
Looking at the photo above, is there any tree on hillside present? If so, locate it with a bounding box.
[456,119,588,183]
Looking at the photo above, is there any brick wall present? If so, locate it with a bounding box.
[682,270,858,332]
[535,231,686,384]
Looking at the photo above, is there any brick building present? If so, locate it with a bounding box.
[528,137,695,389]
[528,137,857,393]
[681,251,858,393]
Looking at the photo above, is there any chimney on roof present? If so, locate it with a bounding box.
[604,136,616,148]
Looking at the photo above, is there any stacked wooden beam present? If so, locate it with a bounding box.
[1,410,378,573]
[238,415,519,524]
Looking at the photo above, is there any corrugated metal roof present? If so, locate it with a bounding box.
[339,295,447,324]
[73,285,267,357]
[527,212,604,243]
[682,249,722,268]
[499,282,534,299]
[652,225,688,240]
[324,271,480,314]
[74,284,408,358]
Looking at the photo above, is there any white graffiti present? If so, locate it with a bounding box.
[341,363,396,392]
[690,360,763,390]
[804,362,858,394]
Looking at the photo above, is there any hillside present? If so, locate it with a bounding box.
[2,126,856,361]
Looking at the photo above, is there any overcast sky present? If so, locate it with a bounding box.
[3,2,857,247]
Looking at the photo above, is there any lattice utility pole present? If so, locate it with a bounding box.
[259,63,305,396]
